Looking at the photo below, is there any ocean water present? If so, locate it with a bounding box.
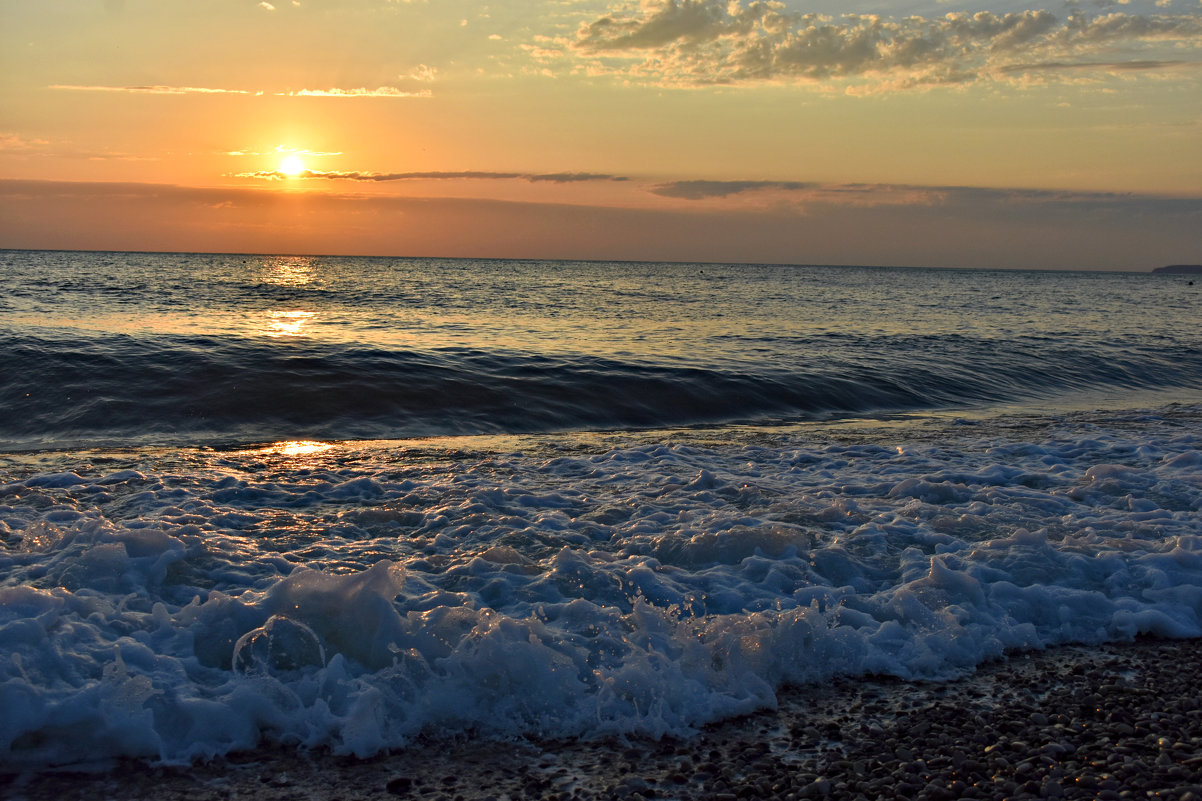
[1,250,1200,768]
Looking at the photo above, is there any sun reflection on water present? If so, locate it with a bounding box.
[266,310,316,337]
[272,440,334,457]
[231,440,336,460]
[260,256,315,287]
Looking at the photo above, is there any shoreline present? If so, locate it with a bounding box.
[6,637,1201,800]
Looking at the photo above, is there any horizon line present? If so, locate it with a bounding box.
[0,247,1169,274]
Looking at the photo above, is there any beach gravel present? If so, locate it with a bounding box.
[4,638,1201,800]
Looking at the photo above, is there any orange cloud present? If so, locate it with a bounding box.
[276,87,432,98]
[236,169,629,183]
[50,84,253,95]
[49,85,432,98]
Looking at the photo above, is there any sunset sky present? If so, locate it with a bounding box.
[2,0,1200,268]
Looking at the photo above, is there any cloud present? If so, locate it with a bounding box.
[407,65,438,82]
[0,134,50,151]
[650,180,960,210]
[50,84,253,95]
[527,172,631,183]
[997,58,1193,73]
[652,179,951,206]
[49,84,432,98]
[276,87,433,98]
[237,169,630,183]
[648,178,1202,216]
[652,180,816,199]
[565,3,1202,89]
[3,178,1198,270]
[259,2,275,10]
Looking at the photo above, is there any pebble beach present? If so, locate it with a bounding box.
[6,637,1201,801]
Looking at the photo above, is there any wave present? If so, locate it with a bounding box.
[2,332,1200,448]
[2,407,1201,767]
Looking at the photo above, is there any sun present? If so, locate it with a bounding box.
[279,155,306,177]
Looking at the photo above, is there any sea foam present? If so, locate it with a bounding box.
[2,408,1200,768]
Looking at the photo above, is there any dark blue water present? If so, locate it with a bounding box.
[2,250,1199,449]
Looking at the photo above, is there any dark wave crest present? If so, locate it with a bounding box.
[3,332,1200,449]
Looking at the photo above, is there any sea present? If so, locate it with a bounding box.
[1,250,1200,769]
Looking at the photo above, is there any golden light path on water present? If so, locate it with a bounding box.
[259,256,315,288]
[261,256,318,337]
[271,440,335,457]
[265,310,316,337]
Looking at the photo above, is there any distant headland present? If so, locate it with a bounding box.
[1151,264,1202,275]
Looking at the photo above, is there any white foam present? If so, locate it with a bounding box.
[2,408,1201,767]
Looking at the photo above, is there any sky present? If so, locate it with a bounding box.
[1,0,1200,269]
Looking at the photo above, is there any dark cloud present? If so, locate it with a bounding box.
[651,180,816,199]
[567,3,1202,89]
[648,179,1202,216]
[527,172,630,183]
[997,59,1193,73]
[2,178,1198,270]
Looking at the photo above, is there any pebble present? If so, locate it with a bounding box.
[10,640,1202,801]
[386,776,414,795]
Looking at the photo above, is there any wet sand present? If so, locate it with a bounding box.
[5,638,1201,801]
